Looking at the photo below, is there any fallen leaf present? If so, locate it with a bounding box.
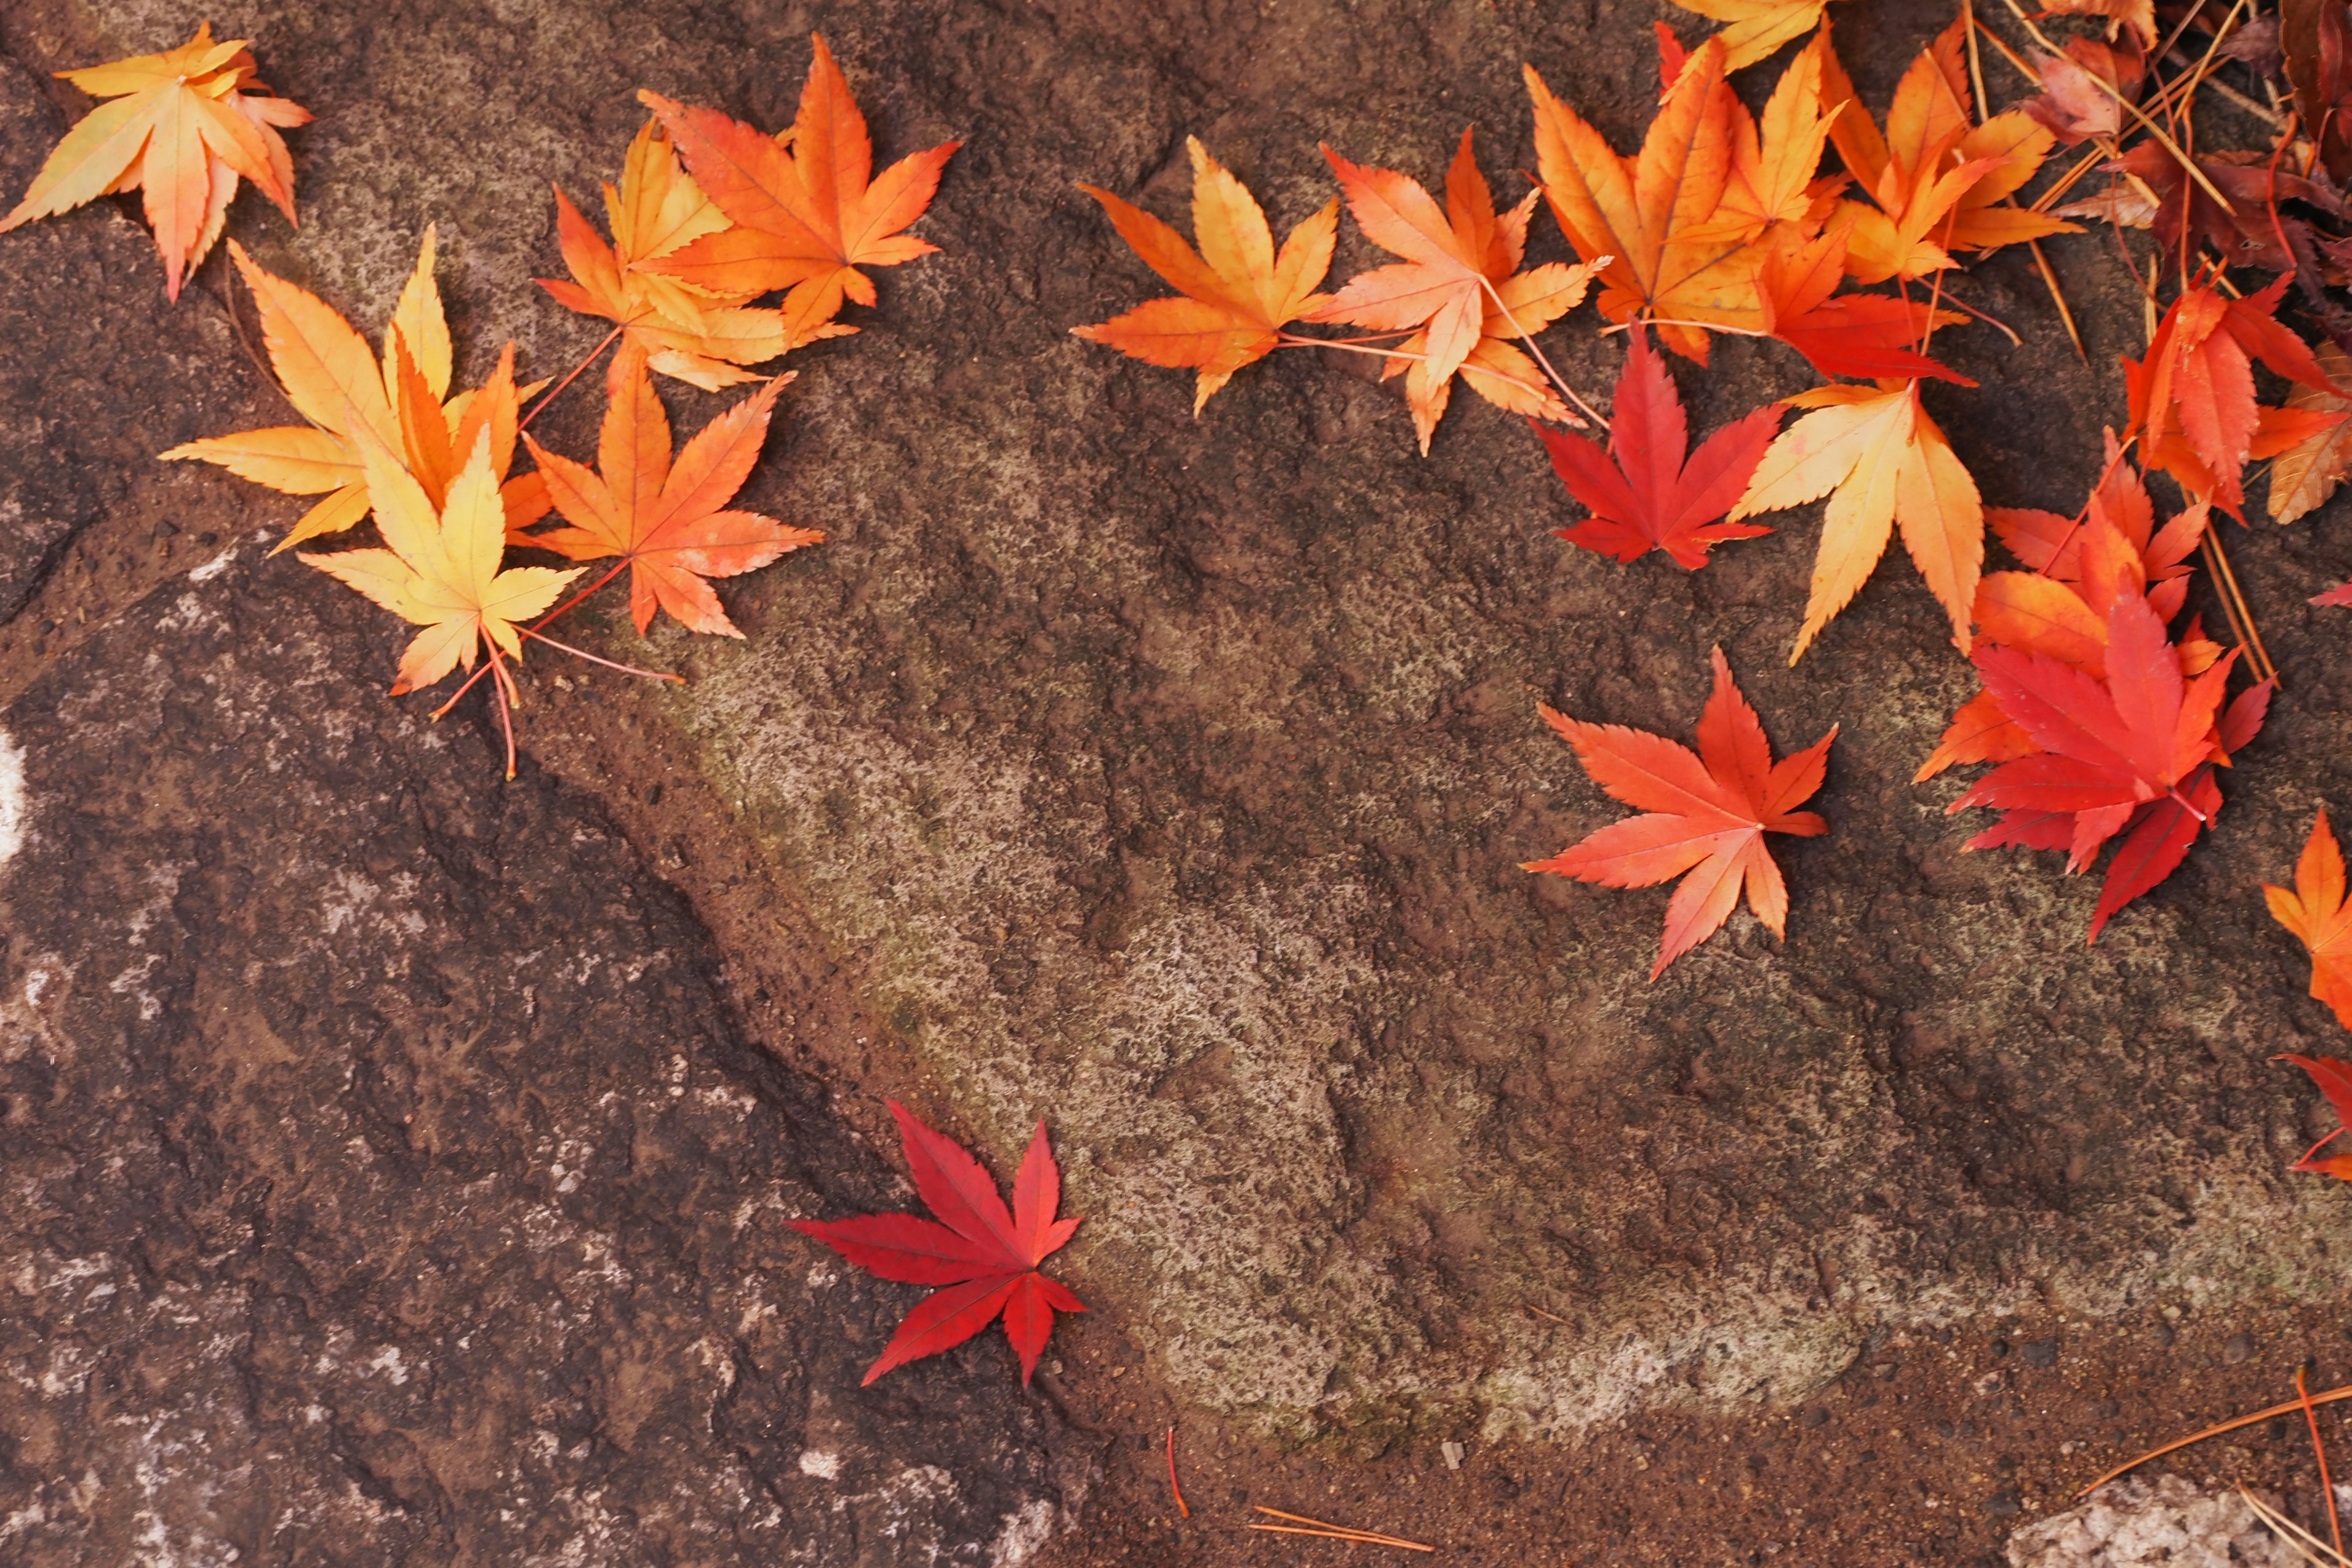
[162,232,549,551]
[2280,1054,2352,1178]
[641,34,960,342]
[0,22,309,300]
[1755,224,1973,382]
[1523,647,1835,978]
[2269,812,2352,1032]
[1537,326,1781,568]
[2024,34,2147,146]
[301,428,582,696]
[792,1101,1085,1385]
[2269,341,2352,522]
[2103,141,2348,276]
[1527,37,1762,361]
[522,350,818,638]
[1667,0,1842,72]
[1072,137,1337,412]
[1313,127,1599,450]
[538,117,811,391]
[1729,381,1985,661]
[2045,0,2158,46]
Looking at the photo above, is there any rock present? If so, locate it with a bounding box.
[2021,1340,2059,1369]
[2005,1475,2299,1568]
[0,548,1087,1562]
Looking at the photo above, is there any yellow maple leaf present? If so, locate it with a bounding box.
[1669,0,1844,72]
[1728,382,1985,662]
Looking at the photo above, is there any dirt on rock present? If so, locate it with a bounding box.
[6,0,2352,1564]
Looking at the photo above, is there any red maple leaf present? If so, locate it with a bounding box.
[1536,326,1782,569]
[2278,1054,2352,1180]
[793,1102,1084,1386]
[1948,581,2271,939]
[1523,647,1836,978]
[1757,227,1975,386]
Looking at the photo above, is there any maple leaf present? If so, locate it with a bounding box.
[792,1101,1085,1386]
[2023,34,2147,146]
[162,232,549,551]
[1814,20,2075,284]
[1694,42,1844,243]
[521,350,818,638]
[1527,37,1763,363]
[1310,129,1600,451]
[2127,276,2345,516]
[1523,647,1835,978]
[1537,326,1781,568]
[1666,0,1841,72]
[538,118,815,393]
[2268,812,2352,1033]
[1,23,310,300]
[1729,380,1985,662]
[2046,0,2158,47]
[1071,137,1337,412]
[2280,1054,2352,1179]
[640,34,960,344]
[301,428,582,697]
[1755,225,1973,383]
[2268,342,2352,522]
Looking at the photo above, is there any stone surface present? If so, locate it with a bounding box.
[2005,1475,2300,1568]
[4,2,2352,1562]
[0,548,1085,1562]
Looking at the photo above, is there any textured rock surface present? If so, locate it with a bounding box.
[0,551,1085,1559]
[6,3,2352,1562]
[2005,1475,2301,1568]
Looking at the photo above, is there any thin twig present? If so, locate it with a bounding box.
[2239,1487,2350,1568]
[517,627,683,684]
[2204,529,2281,684]
[1962,0,1991,123]
[2301,1366,2346,1561]
[1165,1427,1190,1521]
[2079,1382,2352,1495]
[2030,239,2089,362]
[518,318,633,432]
[1251,1507,1434,1551]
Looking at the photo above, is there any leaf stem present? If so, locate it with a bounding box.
[1477,273,1610,431]
[518,627,684,684]
[430,560,630,720]
[519,317,635,432]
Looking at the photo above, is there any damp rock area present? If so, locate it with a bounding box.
[6,1,2352,1564]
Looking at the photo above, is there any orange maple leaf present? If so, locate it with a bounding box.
[1526,37,1762,362]
[1729,380,1984,662]
[162,231,550,551]
[2267,810,2352,1033]
[521,351,819,638]
[1071,137,1337,412]
[1524,647,1835,978]
[1,23,310,300]
[1311,129,1600,451]
[1667,0,1845,71]
[1812,20,2074,283]
[640,34,960,344]
[539,118,817,392]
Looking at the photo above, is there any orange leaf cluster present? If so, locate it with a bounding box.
[1,23,311,300]
[156,34,940,776]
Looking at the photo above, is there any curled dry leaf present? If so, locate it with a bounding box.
[2024,34,2147,146]
[1523,647,1834,978]
[1072,137,1337,412]
[642,34,960,345]
[0,22,310,300]
[161,232,550,552]
[2269,342,2352,523]
[521,350,819,638]
[792,1102,1085,1386]
[1311,127,1600,451]
[1729,380,1985,662]
[538,118,812,393]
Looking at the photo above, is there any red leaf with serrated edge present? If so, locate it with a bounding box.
[1523,647,1834,978]
[1757,228,1977,386]
[791,1102,1085,1385]
[1539,327,1781,570]
[2086,766,2220,941]
[787,1213,1011,1286]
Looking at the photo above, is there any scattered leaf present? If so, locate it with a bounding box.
[1666,0,1842,72]
[2268,812,2352,1031]
[1072,137,1337,412]
[1537,326,1781,568]
[1730,381,1985,661]
[792,1101,1085,1385]
[642,34,960,343]
[1523,647,1835,978]
[521,351,818,638]
[2269,341,2352,522]
[0,22,310,300]
[2279,1053,2352,1178]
